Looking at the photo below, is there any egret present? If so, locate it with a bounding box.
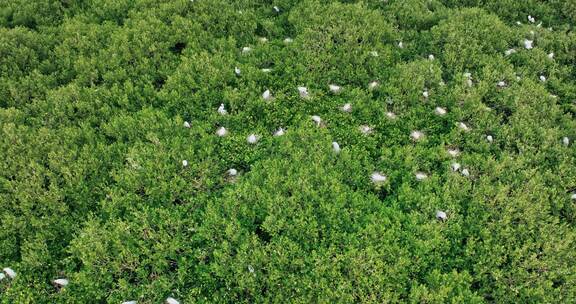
[371,172,387,184]
[436,210,447,221]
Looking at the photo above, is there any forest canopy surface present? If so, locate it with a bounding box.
[1,0,576,303]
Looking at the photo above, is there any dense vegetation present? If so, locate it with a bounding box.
[1,0,576,303]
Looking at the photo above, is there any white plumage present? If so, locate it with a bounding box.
[359,125,373,135]
[548,52,554,59]
[398,41,404,48]
[242,46,252,53]
[297,86,309,99]
[524,39,533,49]
[428,54,435,60]
[528,15,535,23]
[332,142,341,154]
[262,89,273,101]
[3,268,16,279]
[458,122,470,131]
[166,297,180,304]
[274,127,285,136]
[247,134,259,144]
[436,210,447,221]
[311,115,322,126]
[284,38,293,44]
[434,107,447,116]
[341,103,352,113]
[371,172,387,184]
[182,160,188,167]
[121,301,137,304]
[216,127,228,137]
[410,130,424,141]
[368,81,379,90]
[329,84,342,94]
[227,168,238,176]
[539,75,546,82]
[486,135,494,143]
[451,162,461,172]
[53,278,69,287]
[461,168,470,177]
[183,121,191,128]
[234,67,241,76]
[563,137,570,146]
[447,148,460,157]
[218,103,227,115]
[386,112,397,119]
[497,81,507,87]
[415,172,428,181]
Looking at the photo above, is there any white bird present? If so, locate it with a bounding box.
[524,39,533,49]
[486,135,494,143]
[447,148,460,157]
[258,37,268,43]
[428,54,435,61]
[571,193,576,200]
[410,130,424,141]
[371,172,387,184]
[516,21,522,25]
[359,125,374,135]
[248,265,255,273]
[458,122,470,131]
[434,107,447,116]
[183,121,191,128]
[227,168,238,176]
[311,115,322,126]
[297,86,309,99]
[422,90,429,99]
[218,103,227,115]
[504,49,516,56]
[451,162,461,172]
[332,141,341,153]
[261,68,272,73]
[0,273,5,281]
[548,52,554,59]
[121,301,137,304]
[461,168,470,177]
[370,51,379,57]
[528,15,535,23]
[436,210,447,221]
[273,6,280,12]
[242,46,252,53]
[386,112,397,119]
[262,89,273,101]
[166,297,180,304]
[398,41,404,48]
[53,278,69,287]
[497,81,507,87]
[283,37,293,44]
[3,268,16,279]
[247,134,259,144]
[563,137,570,146]
[234,67,241,76]
[539,75,546,82]
[273,127,285,136]
[216,126,228,137]
[182,160,188,167]
[415,172,428,181]
[329,84,342,94]
[368,81,379,90]
[341,103,352,113]
[463,72,472,78]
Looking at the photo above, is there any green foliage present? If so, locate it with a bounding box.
[1,0,575,303]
